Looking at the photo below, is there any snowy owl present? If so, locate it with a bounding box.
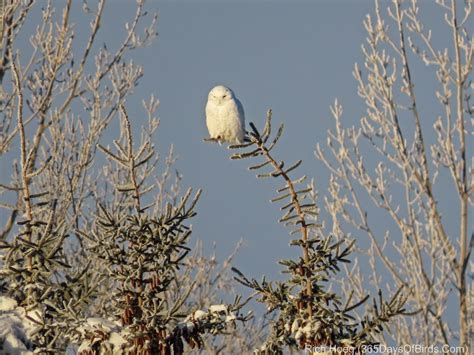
[205,85,245,144]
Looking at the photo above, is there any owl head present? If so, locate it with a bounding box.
[208,85,234,104]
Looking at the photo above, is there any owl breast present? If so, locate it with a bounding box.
[205,100,244,143]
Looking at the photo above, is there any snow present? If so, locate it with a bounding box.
[76,317,126,353]
[177,304,238,338]
[184,309,207,322]
[192,310,207,320]
[0,296,35,354]
[0,296,17,311]
[225,313,236,322]
[2,333,32,355]
[209,304,227,313]
[0,299,240,354]
[108,332,127,349]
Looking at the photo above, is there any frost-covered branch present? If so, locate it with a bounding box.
[230,112,408,353]
[317,0,473,349]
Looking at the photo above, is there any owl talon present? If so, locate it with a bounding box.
[204,137,220,143]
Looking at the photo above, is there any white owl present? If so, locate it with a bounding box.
[205,85,245,144]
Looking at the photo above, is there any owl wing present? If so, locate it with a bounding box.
[235,97,245,128]
[205,100,219,137]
